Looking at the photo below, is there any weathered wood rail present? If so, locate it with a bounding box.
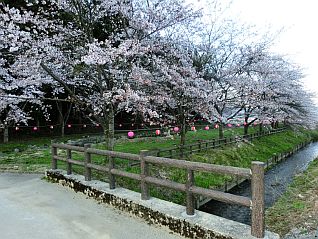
[51,143,266,238]
[151,127,287,159]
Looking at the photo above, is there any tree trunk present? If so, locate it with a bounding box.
[104,106,115,151]
[108,111,115,151]
[275,120,279,128]
[59,109,65,137]
[218,123,224,139]
[271,121,275,129]
[3,126,8,143]
[180,117,186,146]
[61,121,65,138]
[244,124,249,136]
[259,123,263,133]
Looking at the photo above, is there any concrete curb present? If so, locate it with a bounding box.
[46,170,279,239]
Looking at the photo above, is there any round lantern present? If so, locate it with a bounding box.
[237,124,240,127]
[127,131,135,138]
[243,122,247,126]
[173,127,179,133]
[155,129,161,136]
[33,126,38,131]
[227,124,232,128]
[67,124,72,128]
[214,124,219,129]
[204,126,209,130]
[253,122,257,126]
[15,126,19,131]
[191,126,196,131]
[83,124,87,128]
[50,125,54,129]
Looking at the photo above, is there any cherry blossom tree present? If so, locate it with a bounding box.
[234,48,311,135]
[139,42,209,146]
[0,2,46,142]
[192,20,257,138]
[1,0,201,148]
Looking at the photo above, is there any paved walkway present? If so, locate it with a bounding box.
[0,173,184,239]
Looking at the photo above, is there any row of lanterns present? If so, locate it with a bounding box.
[12,121,257,136]
[14,124,101,131]
[127,122,259,138]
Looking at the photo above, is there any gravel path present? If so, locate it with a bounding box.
[0,173,184,239]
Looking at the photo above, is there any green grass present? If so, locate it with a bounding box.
[113,126,260,154]
[266,158,318,236]
[1,127,315,205]
[102,128,314,204]
[190,130,310,167]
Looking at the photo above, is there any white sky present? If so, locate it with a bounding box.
[190,0,318,104]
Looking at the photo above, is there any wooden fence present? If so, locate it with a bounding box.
[152,127,287,158]
[51,143,266,238]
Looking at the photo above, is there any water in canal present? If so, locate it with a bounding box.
[199,142,318,225]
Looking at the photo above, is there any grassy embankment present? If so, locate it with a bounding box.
[266,157,318,237]
[1,127,316,205]
[0,126,259,172]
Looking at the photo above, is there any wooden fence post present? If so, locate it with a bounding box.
[140,150,150,200]
[84,144,91,181]
[251,161,265,238]
[51,144,57,170]
[67,148,72,175]
[186,169,195,215]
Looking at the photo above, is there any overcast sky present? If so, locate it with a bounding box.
[190,0,318,104]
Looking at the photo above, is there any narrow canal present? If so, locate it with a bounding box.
[199,142,318,225]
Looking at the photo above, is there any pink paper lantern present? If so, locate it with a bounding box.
[191,126,196,131]
[33,126,38,131]
[173,127,179,132]
[214,124,219,129]
[243,122,247,126]
[127,131,134,138]
[237,124,240,127]
[227,124,232,128]
[253,122,257,126]
[67,124,72,128]
[155,129,161,135]
[204,126,209,130]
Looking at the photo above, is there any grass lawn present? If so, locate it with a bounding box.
[0,126,259,168]
[0,126,316,205]
[266,158,318,237]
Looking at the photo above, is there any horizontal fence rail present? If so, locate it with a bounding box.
[51,143,266,238]
[151,127,287,158]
